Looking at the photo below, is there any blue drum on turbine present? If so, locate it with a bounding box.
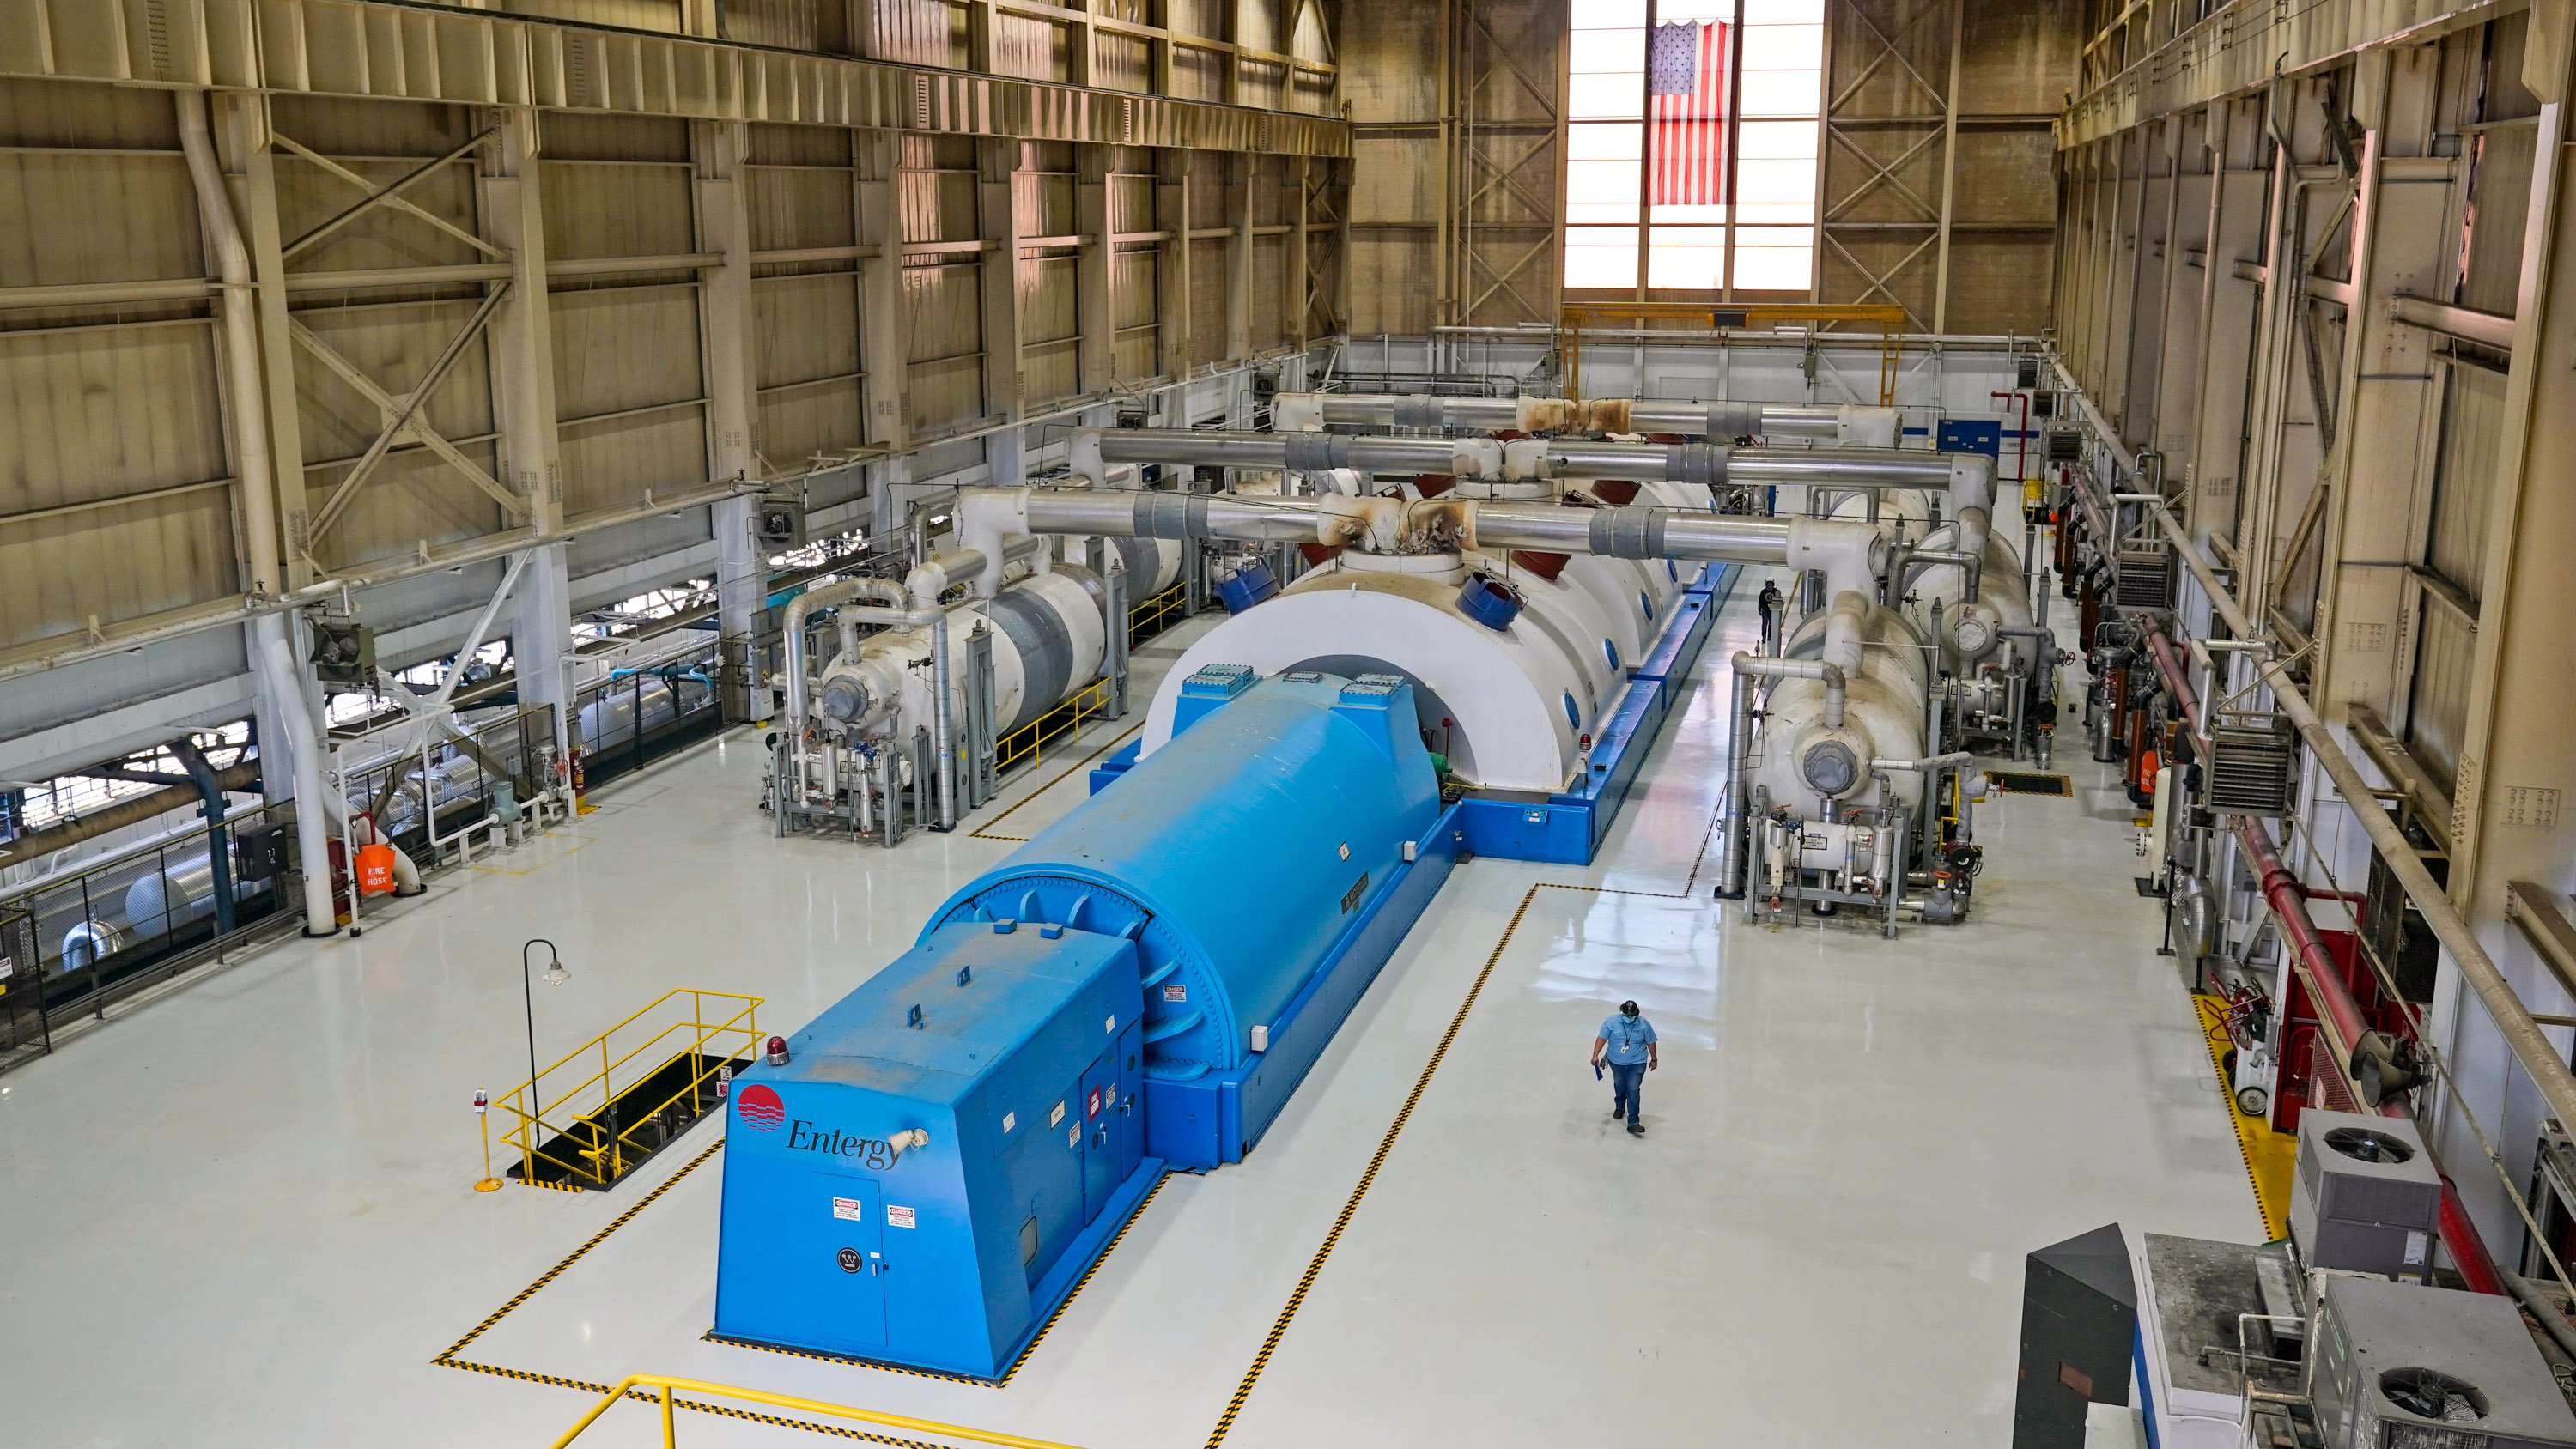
[714,666,1460,1380]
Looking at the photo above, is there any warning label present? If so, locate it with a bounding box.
[1086,1087,1103,1119]
[886,1205,916,1229]
[1163,983,1186,1002]
[832,1197,863,1222]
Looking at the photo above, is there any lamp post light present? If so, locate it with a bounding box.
[516,938,568,1180]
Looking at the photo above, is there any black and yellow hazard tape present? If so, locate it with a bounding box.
[2193,993,2292,1241]
[434,1135,726,1367]
[702,1168,1175,1390]
[1203,881,1548,1446]
[970,718,1148,843]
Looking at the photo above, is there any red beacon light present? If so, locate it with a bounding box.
[765,1034,790,1066]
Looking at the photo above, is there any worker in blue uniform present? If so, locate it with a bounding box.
[1757,579,1783,653]
[1591,1000,1659,1137]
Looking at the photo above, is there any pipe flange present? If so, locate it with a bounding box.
[1799,737,1863,798]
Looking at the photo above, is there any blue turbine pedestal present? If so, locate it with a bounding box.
[714,669,1460,1380]
[1092,563,1738,865]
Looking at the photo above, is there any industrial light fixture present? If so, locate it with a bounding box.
[519,938,569,1132]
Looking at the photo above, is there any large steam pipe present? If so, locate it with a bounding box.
[1720,652,1849,900]
[183,94,332,937]
[252,621,337,936]
[2127,604,2504,1295]
[0,762,262,870]
[953,487,1886,602]
[1068,427,1979,494]
[1272,392,1898,446]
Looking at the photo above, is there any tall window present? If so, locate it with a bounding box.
[1564,0,1823,296]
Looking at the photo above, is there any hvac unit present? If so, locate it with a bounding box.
[2112,541,2174,609]
[2307,1276,2576,1449]
[2044,427,2083,464]
[309,619,374,685]
[2205,711,2298,816]
[2291,1111,2442,1282]
[1250,368,1281,402]
[2017,356,2043,389]
[755,494,806,549]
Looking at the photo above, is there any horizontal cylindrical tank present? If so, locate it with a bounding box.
[580,671,712,753]
[816,570,1108,740]
[1753,603,1930,816]
[124,851,260,937]
[921,668,1441,1079]
[1903,521,2034,673]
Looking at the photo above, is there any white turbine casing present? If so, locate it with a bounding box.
[1904,521,2034,672]
[1752,603,1930,816]
[815,570,1107,740]
[1141,540,1698,793]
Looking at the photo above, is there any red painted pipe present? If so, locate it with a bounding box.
[2129,609,2506,1294]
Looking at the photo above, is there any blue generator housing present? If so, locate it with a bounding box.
[714,667,1462,1379]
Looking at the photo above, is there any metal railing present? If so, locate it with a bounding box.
[341,705,557,861]
[573,640,724,791]
[1127,579,1190,644]
[0,799,296,1061]
[993,676,1114,776]
[549,1374,1089,1449]
[489,988,762,1192]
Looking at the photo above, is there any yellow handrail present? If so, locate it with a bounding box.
[1127,580,1188,640]
[548,1374,1092,1449]
[994,676,1111,774]
[483,988,762,1191]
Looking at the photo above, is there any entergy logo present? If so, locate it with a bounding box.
[737,1083,786,1131]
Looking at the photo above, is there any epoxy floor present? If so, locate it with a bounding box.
[0,581,2261,1447]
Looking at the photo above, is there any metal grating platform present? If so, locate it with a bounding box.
[1988,772,2074,796]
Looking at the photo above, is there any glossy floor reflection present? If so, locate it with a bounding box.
[0,579,2259,1447]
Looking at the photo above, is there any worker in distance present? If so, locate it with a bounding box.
[1592,999,1659,1137]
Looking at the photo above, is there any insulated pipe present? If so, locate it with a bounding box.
[1820,587,1871,685]
[1873,751,1972,773]
[782,578,908,743]
[252,620,338,935]
[961,488,1887,597]
[1074,427,1969,492]
[170,738,236,934]
[184,94,333,935]
[0,762,261,868]
[902,549,988,609]
[179,94,280,598]
[1722,652,1849,900]
[2128,603,2506,1296]
[1270,392,1896,444]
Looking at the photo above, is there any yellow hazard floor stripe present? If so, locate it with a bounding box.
[969,718,1147,843]
[2192,994,2294,1242]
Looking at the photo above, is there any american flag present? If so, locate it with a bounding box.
[1648,21,1730,206]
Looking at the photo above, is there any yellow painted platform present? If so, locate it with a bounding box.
[2194,993,2295,1241]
